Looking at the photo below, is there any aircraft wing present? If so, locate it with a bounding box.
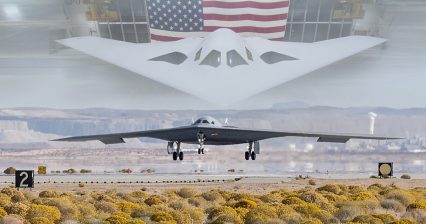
[52,125,401,144]
[196,126,401,143]
[57,34,386,105]
[51,126,196,144]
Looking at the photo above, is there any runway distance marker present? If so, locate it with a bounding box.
[15,170,34,189]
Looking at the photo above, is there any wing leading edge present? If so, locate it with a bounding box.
[52,126,401,144]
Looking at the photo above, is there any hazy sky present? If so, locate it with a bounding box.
[0,0,425,110]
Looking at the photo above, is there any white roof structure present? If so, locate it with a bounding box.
[58,28,385,105]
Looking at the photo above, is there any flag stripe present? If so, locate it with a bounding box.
[204,19,286,27]
[203,6,288,15]
[203,13,288,21]
[204,25,286,33]
[203,1,289,9]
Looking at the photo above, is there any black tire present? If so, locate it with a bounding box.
[179,151,184,160]
[198,148,201,154]
[251,151,256,160]
[245,151,250,160]
[201,148,204,154]
[172,152,178,160]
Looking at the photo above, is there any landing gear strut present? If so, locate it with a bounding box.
[197,132,206,154]
[171,142,183,161]
[245,142,258,160]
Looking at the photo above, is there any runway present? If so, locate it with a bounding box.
[1,173,424,194]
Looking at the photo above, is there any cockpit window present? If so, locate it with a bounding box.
[194,119,202,124]
[246,47,253,61]
[200,50,221,68]
[202,120,209,124]
[260,51,298,64]
[149,52,188,65]
[194,48,202,61]
[226,50,248,68]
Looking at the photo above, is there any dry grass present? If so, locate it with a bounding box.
[0,184,423,223]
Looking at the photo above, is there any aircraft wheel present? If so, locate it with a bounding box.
[251,151,256,160]
[201,148,205,154]
[172,152,178,161]
[198,148,201,154]
[179,151,184,160]
[245,151,250,160]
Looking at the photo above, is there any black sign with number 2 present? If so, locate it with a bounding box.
[15,170,34,188]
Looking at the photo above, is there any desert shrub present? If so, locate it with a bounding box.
[372,214,397,223]
[282,196,305,205]
[95,201,118,213]
[317,184,342,194]
[144,195,163,206]
[62,169,77,174]
[208,206,242,224]
[309,179,317,186]
[352,214,384,224]
[115,201,142,214]
[301,217,323,224]
[0,214,24,224]
[234,199,257,209]
[0,193,11,207]
[119,168,132,173]
[244,204,278,224]
[384,190,415,206]
[129,191,148,200]
[201,190,223,202]
[26,204,61,223]
[170,210,191,224]
[402,208,426,223]
[0,208,6,219]
[30,216,53,224]
[128,220,145,224]
[39,190,60,198]
[188,197,202,207]
[5,203,29,217]
[150,211,175,222]
[78,183,85,188]
[380,199,405,212]
[105,215,131,224]
[259,192,282,203]
[3,167,16,174]
[334,204,364,222]
[406,202,426,211]
[44,198,80,220]
[349,191,377,201]
[1,188,21,197]
[11,194,25,203]
[176,188,197,199]
[77,203,97,220]
[401,174,411,179]
[168,200,186,210]
[321,192,348,202]
[181,207,204,224]
[79,169,92,173]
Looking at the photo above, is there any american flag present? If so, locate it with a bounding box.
[146,0,290,41]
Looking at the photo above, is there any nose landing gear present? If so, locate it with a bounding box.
[197,132,206,155]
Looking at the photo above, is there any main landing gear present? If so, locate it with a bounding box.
[245,141,258,160]
[168,141,184,161]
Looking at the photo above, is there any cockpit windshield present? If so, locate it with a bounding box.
[200,50,221,68]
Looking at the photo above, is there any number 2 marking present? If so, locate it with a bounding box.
[19,172,28,187]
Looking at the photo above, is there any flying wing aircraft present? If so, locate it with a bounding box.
[57,28,386,105]
[53,116,401,161]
